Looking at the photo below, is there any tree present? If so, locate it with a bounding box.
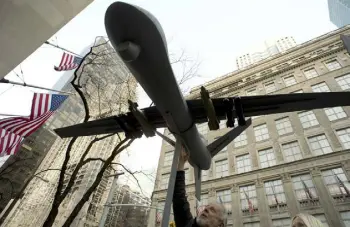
[37,36,201,227]
[42,37,138,227]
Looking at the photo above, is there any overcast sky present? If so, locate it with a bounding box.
[0,0,337,196]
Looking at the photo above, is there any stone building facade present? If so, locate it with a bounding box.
[150,26,350,227]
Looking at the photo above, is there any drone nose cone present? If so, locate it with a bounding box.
[105,1,168,58]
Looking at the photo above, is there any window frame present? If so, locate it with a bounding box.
[298,111,319,129]
[281,141,303,162]
[307,134,333,156]
[283,75,297,87]
[215,159,229,178]
[275,117,293,136]
[254,124,270,142]
[236,153,252,174]
[258,148,277,168]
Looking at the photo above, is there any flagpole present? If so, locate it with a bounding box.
[0,113,25,117]
[0,78,75,95]
[44,41,83,57]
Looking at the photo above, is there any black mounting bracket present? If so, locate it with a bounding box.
[234,97,246,126]
[128,100,156,138]
[223,98,235,128]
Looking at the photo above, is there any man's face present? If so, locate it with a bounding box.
[196,203,224,227]
[292,217,306,227]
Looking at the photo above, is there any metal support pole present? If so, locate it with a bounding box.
[161,137,181,227]
[44,41,83,57]
[0,79,75,95]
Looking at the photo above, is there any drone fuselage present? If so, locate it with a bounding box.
[105,2,211,170]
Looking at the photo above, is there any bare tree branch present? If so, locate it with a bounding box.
[62,138,134,227]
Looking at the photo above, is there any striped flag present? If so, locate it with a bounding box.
[0,129,23,157]
[335,174,350,196]
[301,179,313,199]
[0,93,68,138]
[54,52,83,71]
[243,190,254,215]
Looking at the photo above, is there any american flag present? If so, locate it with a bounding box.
[54,52,83,71]
[243,190,254,215]
[335,174,350,196]
[0,129,23,157]
[301,179,313,199]
[0,93,67,139]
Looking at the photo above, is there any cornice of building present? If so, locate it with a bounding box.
[187,25,350,99]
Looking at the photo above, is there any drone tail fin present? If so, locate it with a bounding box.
[207,118,252,157]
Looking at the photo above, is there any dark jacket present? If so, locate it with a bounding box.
[173,171,199,227]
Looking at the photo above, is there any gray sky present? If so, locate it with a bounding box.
[0,0,337,196]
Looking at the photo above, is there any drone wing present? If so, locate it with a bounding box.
[54,92,350,138]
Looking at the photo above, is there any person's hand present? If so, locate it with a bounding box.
[177,146,189,171]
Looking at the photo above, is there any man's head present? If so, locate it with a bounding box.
[196,203,227,227]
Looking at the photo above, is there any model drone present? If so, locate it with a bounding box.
[54,2,350,226]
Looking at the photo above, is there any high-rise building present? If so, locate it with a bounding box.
[236,37,297,69]
[328,0,350,28]
[2,38,137,227]
[104,184,151,227]
[150,26,350,227]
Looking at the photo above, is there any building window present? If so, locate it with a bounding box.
[160,173,170,189]
[325,107,347,121]
[254,124,269,141]
[215,159,229,178]
[325,59,341,71]
[311,82,330,92]
[264,81,276,93]
[308,134,333,155]
[292,174,318,201]
[313,214,329,227]
[202,170,209,181]
[340,211,350,227]
[283,75,297,87]
[335,74,350,90]
[246,88,257,96]
[264,179,286,206]
[216,189,232,212]
[272,218,290,227]
[282,141,303,162]
[163,151,173,167]
[236,154,252,173]
[234,132,247,147]
[258,148,276,168]
[240,185,258,213]
[298,111,319,128]
[197,123,208,135]
[303,68,319,79]
[322,167,350,197]
[336,128,350,149]
[243,222,260,227]
[275,117,293,135]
